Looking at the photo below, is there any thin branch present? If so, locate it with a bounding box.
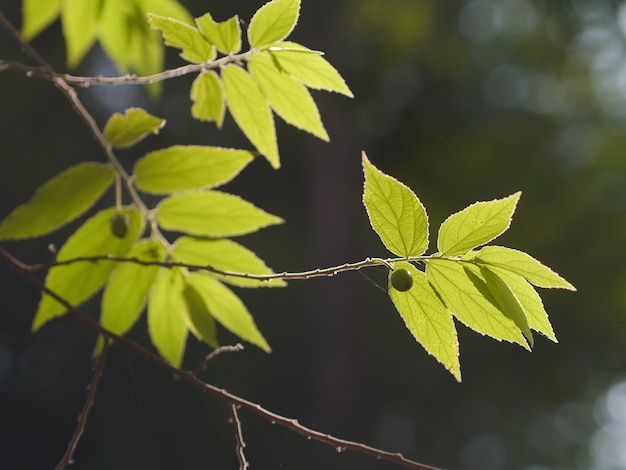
[55,337,110,470]
[0,247,444,470]
[193,344,245,374]
[230,404,249,470]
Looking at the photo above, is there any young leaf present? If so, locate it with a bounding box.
[156,190,283,237]
[172,236,286,288]
[61,0,100,67]
[475,246,575,290]
[426,259,529,348]
[438,192,521,257]
[104,108,166,149]
[191,71,225,126]
[269,41,353,97]
[247,0,300,49]
[148,268,189,367]
[248,52,328,141]
[0,163,114,240]
[100,239,166,338]
[195,12,241,54]
[388,262,460,381]
[33,207,145,331]
[134,146,254,194]
[362,153,429,257]
[222,64,279,168]
[22,0,61,39]
[182,281,219,348]
[186,273,271,352]
[147,13,215,63]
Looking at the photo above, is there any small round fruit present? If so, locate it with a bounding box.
[390,268,413,292]
[110,212,130,238]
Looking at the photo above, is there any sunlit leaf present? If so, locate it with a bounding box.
[172,236,285,288]
[148,267,189,367]
[438,192,521,257]
[148,13,215,63]
[389,262,460,381]
[22,0,61,39]
[61,0,100,67]
[362,153,428,257]
[156,190,283,237]
[248,52,328,141]
[33,207,145,331]
[222,64,279,168]
[182,281,219,348]
[270,41,353,97]
[195,12,241,54]
[136,0,193,23]
[0,163,114,240]
[134,146,254,194]
[191,71,225,126]
[186,273,271,352]
[104,108,165,149]
[247,0,300,49]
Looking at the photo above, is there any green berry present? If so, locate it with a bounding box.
[110,212,130,238]
[390,268,413,292]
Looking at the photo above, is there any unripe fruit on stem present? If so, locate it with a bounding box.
[110,212,130,238]
[390,268,413,292]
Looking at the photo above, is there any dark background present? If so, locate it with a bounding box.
[2,0,626,469]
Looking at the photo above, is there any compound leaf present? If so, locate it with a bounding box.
[104,108,166,149]
[191,71,225,126]
[362,153,428,257]
[438,192,521,257]
[182,280,219,348]
[61,0,100,67]
[248,0,300,49]
[0,163,114,240]
[22,0,61,39]
[134,146,254,194]
[156,190,283,237]
[148,13,215,63]
[389,262,460,381]
[195,12,241,54]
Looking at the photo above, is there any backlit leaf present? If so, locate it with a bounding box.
[148,13,215,63]
[104,108,165,149]
[389,262,460,381]
[33,207,144,331]
[248,52,328,141]
[0,163,114,240]
[222,64,279,168]
[438,192,521,257]
[362,153,428,257]
[248,0,300,49]
[22,0,61,39]
[191,71,225,126]
[195,12,241,54]
[61,0,100,67]
[156,190,283,237]
[134,146,253,194]
[182,281,219,348]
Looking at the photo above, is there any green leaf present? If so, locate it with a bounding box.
[191,71,225,126]
[247,0,300,49]
[362,153,428,257]
[270,41,353,97]
[222,64,279,168]
[248,52,328,141]
[182,281,219,348]
[388,262,460,381]
[134,146,253,194]
[104,108,165,149]
[147,13,215,63]
[22,0,61,39]
[438,192,521,257]
[61,0,101,67]
[195,12,241,54]
[172,236,285,288]
[156,191,283,237]
[426,258,529,348]
[186,273,271,352]
[136,0,193,23]
[147,267,189,367]
[0,163,114,240]
[475,246,575,290]
[33,207,145,331]
[100,239,166,337]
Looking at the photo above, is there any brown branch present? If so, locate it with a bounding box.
[229,404,249,470]
[193,344,245,374]
[55,337,110,470]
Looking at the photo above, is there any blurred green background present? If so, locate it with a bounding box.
[2,0,626,469]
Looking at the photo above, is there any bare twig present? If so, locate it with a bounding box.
[230,404,249,470]
[55,337,110,470]
[194,344,245,374]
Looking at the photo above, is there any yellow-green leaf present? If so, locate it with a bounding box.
[222,64,279,168]
[247,0,300,49]
[191,71,225,126]
[195,12,241,54]
[61,0,101,67]
[156,190,283,237]
[182,280,219,348]
[33,207,145,331]
[22,0,61,39]
[248,52,328,141]
[134,146,254,194]
[362,153,428,257]
[389,262,460,381]
[0,163,114,240]
[104,108,165,149]
[438,192,521,257]
[186,273,271,352]
[147,13,215,63]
